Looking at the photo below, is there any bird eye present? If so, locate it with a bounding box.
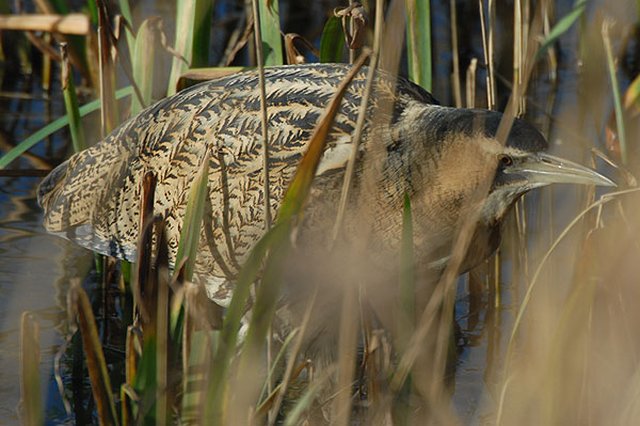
[499,154,513,167]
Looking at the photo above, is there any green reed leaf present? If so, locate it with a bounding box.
[405,0,432,91]
[536,0,587,59]
[60,43,86,153]
[0,87,133,169]
[258,0,283,66]
[320,15,345,63]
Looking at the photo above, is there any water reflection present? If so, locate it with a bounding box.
[0,69,90,423]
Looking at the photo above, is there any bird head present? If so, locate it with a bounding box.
[384,104,615,271]
[399,106,615,228]
[472,111,615,227]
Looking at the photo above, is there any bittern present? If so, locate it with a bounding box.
[38,63,614,305]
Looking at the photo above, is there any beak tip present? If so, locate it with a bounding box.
[526,153,619,189]
[595,174,617,188]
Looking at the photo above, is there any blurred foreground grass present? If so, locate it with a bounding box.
[3,0,640,424]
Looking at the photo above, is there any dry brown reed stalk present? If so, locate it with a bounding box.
[540,0,558,134]
[0,13,90,35]
[390,5,545,420]
[479,0,497,109]
[495,186,640,425]
[513,0,528,116]
[333,0,382,238]
[95,0,119,136]
[69,282,119,425]
[19,312,42,426]
[488,5,640,423]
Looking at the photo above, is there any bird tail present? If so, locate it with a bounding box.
[37,141,138,261]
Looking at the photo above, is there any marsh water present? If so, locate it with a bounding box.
[0,0,635,424]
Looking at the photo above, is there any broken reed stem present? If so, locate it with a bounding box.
[0,14,90,35]
[466,57,478,107]
[251,0,272,229]
[332,0,384,241]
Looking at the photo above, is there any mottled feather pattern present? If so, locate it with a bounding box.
[38,63,438,304]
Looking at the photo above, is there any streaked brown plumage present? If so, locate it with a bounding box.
[38,63,614,305]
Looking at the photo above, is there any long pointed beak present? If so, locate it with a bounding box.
[508,153,616,188]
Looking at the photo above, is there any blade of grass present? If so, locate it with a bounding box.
[122,326,141,424]
[319,15,345,63]
[257,0,283,66]
[181,328,218,423]
[156,226,170,426]
[117,0,135,51]
[602,19,628,165]
[405,0,432,91]
[132,222,171,425]
[333,278,359,425]
[173,153,210,284]
[96,0,119,135]
[167,0,194,94]
[20,312,43,426]
[266,290,317,424]
[623,73,640,109]
[167,0,213,94]
[70,284,119,426]
[191,0,213,68]
[282,366,337,426]
[251,0,273,229]
[257,328,299,404]
[0,86,133,169]
[202,221,288,424]
[170,153,210,365]
[536,0,587,59]
[333,4,385,422]
[60,42,86,152]
[131,17,161,115]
